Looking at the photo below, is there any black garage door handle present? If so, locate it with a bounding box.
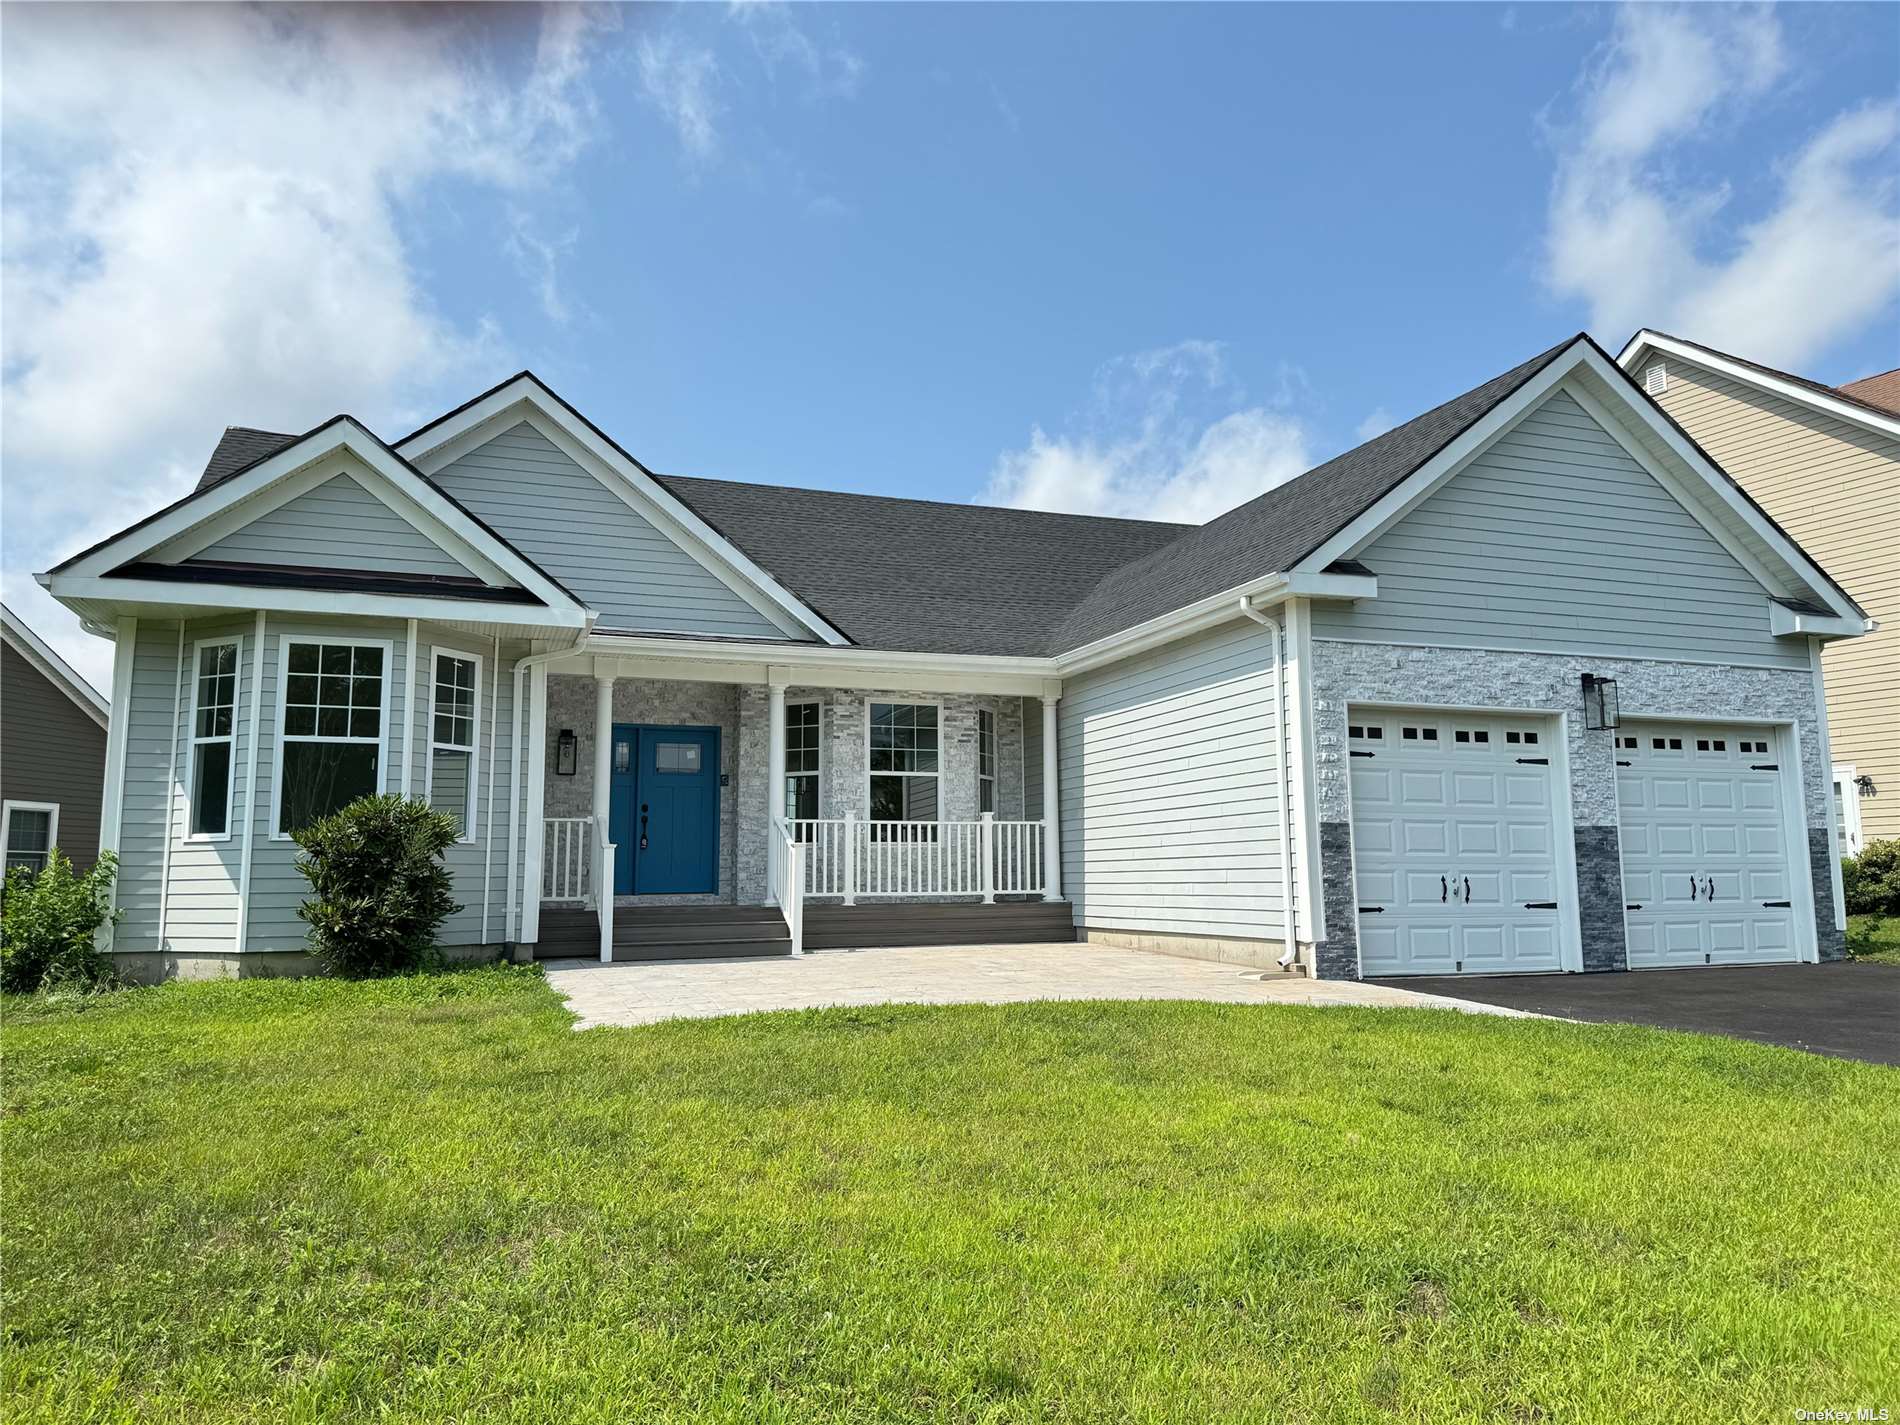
[1762,900,1791,908]
[1523,901,1558,909]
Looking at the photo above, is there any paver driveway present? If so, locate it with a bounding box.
[542,941,1535,1029]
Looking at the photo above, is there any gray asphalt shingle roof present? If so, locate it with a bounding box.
[178,337,1587,655]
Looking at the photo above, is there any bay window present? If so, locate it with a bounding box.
[428,651,480,840]
[276,639,387,835]
[189,639,240,838]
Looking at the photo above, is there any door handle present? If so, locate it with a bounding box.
[639,805,649,851]
[1703,876,1715,902]
[1441,875,1448,904]
[1463,876,1471,904]
[1689,875,1698,901]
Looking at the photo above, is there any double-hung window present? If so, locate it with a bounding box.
[2,802,57,876]
[277,639,386,835]
[785,701,820,823]
[189,639,240,838]
[428,651,480,840]
[977,709,997,814]
[868,701,938,834]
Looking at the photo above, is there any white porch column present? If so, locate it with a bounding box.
[592,674,614,908]
[766,679,787,906]
[520,662,549,945]
[1041,694,1062,900]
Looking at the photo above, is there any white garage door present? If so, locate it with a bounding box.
[1616,723,1799,968]
[1349,711,1565,976]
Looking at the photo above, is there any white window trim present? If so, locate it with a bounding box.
[270,634,394,840]
[1,801,60,873]
[426,648,483,843]
[186,636,242,842]
[977,708,997,814]
[785,698,823,819]
[863,697,945,824]
[1833,764,1865,859]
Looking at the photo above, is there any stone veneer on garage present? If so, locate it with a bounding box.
[1308,640,1844,981]
[546,676,1027,908]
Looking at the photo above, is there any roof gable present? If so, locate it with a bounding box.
[1619,330,1900,442]
[0,603,110,726]
[395,373,850,645]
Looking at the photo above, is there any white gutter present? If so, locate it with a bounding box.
[1239,595,1299,972]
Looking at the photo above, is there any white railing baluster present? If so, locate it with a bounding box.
[771,817,1045,902]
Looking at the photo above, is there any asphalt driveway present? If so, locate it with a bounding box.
[1374,961,1900,1065]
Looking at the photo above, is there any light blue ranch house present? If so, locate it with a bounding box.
[42,332,1872,985]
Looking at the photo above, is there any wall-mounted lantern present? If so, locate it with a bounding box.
[1855,773,1877,799]
[1580,673,1620,731]
[555,729,578,776]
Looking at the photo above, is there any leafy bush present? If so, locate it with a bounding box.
[1841,837,1900,917]
[1,850,120,993]
[293,795,462,978]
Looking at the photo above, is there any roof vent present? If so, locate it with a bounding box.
[1644,361,1667,396]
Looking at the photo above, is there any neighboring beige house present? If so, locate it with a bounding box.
[1620,332,1898,856]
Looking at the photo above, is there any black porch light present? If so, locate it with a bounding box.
[555,728,578,776]
[1580,674,1620,731]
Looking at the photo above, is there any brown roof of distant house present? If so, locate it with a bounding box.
[1835,368,1900,418]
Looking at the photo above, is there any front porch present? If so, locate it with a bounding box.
[522,652,1069,962]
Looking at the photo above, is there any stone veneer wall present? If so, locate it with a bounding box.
[545,675,740,904]
[545,676,1026,908]
[1308,640,1842,980]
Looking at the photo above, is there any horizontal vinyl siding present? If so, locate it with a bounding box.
[192,473,477,579]
[1,643,107,870]
[434,422,790,639]
[1059,618,1288,940]
[160,618,252,955]
[1313,388,1807,669]
[1653,361,1900,840]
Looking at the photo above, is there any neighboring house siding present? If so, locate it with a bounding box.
[433,422,791,639]
[1058,618,1289,942]
[1,641,108,871]
[1312,388,1807,669]
[1648,359,1900,840]
[191,473,478,579]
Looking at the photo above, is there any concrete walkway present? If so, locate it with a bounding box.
[543,942,1535,1030]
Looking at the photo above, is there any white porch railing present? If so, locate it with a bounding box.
[543,817,592,902]
[770,817,805,955]
[788,813,1047,904]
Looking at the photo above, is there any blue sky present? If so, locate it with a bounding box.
[4,2,1897,687]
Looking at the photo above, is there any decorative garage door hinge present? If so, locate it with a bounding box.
[1516,757,1549,765]
[1357,906,1384,913]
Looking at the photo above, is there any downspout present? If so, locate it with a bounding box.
[505,629,591,951]
[1240,596,1299,972]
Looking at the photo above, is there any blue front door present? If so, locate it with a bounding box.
[609,724,720,896]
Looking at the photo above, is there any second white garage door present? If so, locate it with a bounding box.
[1349,710,1566,977]
[1616,723,1800,968]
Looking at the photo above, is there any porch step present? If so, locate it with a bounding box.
[536,906,791,962]
[803,899,1075,950]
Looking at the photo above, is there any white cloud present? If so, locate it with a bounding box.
[981,342,1312,525]
[637,32,723,162]
[1544,5,1900,368]
[1355,408,1395,442]
[729,1,864,102]
[0,3,610,691]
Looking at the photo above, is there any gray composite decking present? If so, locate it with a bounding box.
[538,899,1076,960]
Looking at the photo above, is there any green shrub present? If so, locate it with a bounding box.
[293,795,462,978]
[1841,837,1900,917]
[1,850,120,994]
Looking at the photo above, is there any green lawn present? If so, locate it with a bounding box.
[1848,914,1900,964]
[3,969,1896,1423]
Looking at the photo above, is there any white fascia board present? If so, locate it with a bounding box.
[52,420,588,619]
[43,574,591,630]
[1051,565,1381,680]
[0,604,111,726]
[586,632,1058,696]
[1618,330,1900,444]
[396,378,850,647]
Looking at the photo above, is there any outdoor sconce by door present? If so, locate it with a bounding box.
[555,729,577,776]
[1581,673,1620,731]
